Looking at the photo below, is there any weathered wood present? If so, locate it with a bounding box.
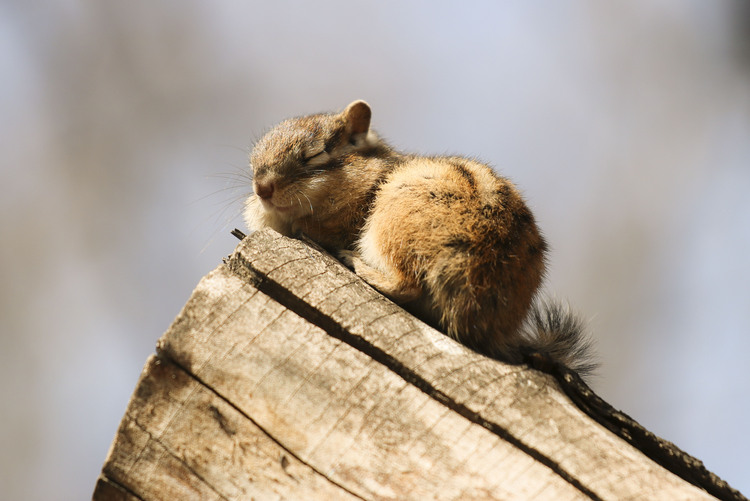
[96,228,745,500]
[96,354,360,500]
[92,476,140,501]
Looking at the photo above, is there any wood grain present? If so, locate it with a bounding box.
[99,354,361,500]
[94,228,741,500]
[224,229,715,500]
[156,266,586,500]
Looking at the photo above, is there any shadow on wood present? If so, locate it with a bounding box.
[93,228,745,500]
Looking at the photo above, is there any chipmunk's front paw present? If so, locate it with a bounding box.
[337,250,359,268]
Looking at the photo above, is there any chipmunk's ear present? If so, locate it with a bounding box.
[343,100,371,136]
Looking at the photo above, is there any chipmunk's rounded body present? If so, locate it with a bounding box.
[359,155,546,353]
[245,101,594,373]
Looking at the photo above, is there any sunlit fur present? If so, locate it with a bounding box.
[245,101,595,376]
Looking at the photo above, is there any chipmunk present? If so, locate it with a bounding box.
[244,100,596,376]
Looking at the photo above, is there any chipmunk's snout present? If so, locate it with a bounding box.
[254,180,274,200]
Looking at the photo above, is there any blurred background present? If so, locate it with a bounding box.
[2,1,749,499]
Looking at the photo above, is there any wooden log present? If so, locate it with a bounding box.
[94,228,746,500]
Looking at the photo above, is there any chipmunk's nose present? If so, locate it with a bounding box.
[254,181,274,200]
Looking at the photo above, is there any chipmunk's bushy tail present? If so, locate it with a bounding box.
[518,299,598,379]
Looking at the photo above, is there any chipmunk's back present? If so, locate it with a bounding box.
[360,154,547,354]
[245,100,594,375]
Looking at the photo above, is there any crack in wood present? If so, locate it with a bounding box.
[154,352,369,501]
[227,249,605,501]
[127,413,232,501]
[551,366,747,501]
[94,474,146,501]
[209,405,237,436]
[229,233,747,501]
[97,230,741,499]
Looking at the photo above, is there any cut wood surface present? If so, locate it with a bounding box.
[94,228,745,501]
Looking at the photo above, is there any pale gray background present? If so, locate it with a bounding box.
[2,1,749,499]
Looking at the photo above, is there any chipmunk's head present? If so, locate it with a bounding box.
[248,100,380,221]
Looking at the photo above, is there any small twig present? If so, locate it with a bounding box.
[231,229,247,241]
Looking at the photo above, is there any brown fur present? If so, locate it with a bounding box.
[244,101,594,373]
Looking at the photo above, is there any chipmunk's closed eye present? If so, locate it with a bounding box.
[304,150,324,159]
[303,146,330,165]
[303,141,325,158]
